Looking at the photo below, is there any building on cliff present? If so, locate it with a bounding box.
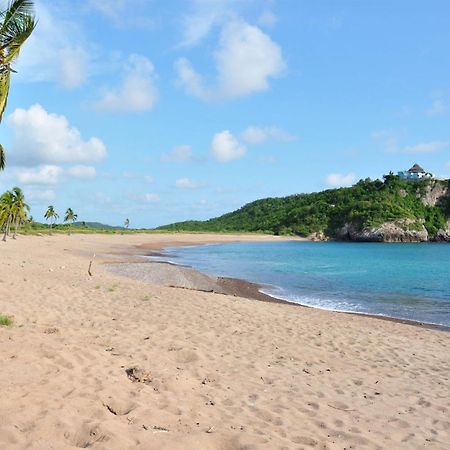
[397,163,433,180]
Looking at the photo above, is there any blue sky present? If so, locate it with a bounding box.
[1,0,449,227]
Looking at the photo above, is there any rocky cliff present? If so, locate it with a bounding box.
[337,220,428,243]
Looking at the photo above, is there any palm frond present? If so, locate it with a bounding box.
[0,68,11,123]
[1,14,35,63]
[0,143,5,170]
[1,1,35,33]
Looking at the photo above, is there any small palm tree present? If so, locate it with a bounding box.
[0,1,36,171]
[122,218,130,235]
[44,205,58,235]
[64,207,77,235]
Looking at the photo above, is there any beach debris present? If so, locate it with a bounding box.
[88,253,96,277]
[43,327,59,334]
[206,426,215,434]
[125,367,152,384]
[143,425,169,433]
[103,403,118,416]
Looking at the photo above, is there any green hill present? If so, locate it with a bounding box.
[158,176,450,241]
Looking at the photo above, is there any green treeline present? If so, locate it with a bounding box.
[158,176,450,238]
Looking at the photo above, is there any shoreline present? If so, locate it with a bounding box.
[2,232,449,449]
[114,240,450,333]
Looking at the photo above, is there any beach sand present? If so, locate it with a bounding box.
[0,233,449,449]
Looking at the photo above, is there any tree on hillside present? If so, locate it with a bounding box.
[64,207,77,235]
[0,0,36,171]
[44,205,58,235]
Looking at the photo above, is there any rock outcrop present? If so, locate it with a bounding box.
[435,221,450,242]
[421,181,448,207]
[337,220,428,242]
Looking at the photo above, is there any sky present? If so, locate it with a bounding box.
[1,0,450,228]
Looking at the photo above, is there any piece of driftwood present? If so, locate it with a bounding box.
[88,254,96,276]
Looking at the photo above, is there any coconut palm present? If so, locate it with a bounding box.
[44,205,58,235]
[64,207,77,235]
[0,189,14,241]
[0,0,36,171]
[0,186,28,240]
[10,186,29,238]
[124,218,130,229]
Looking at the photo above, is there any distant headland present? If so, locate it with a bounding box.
[158,165,450,243]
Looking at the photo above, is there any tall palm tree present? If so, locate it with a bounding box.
[64,207,77,235]
[44,205,58,235]
[10,186,29,238]
[0,0,36,171]
[0,189,14,241]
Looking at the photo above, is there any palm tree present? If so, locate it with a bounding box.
[0,0,36,171]
[10,186,29,238]
[64,207,77,235]
[0,189,14,241]
[44,205,58,235]
[0,186,28,240]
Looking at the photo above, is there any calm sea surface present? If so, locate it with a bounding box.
[158,241,450,327]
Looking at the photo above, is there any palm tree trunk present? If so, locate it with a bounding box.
[12,216,19,239]
[2,216,11,242]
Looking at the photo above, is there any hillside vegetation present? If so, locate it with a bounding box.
[158,176,450,240]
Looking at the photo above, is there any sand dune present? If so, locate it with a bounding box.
[0,233,449,449]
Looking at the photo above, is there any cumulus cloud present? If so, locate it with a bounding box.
[16,2,89,88]
[161,145,194,163]
[175,20,286,101]
[7,104,107,166]
[175,178,207,189]
[15,165,62,185]
[210,130,247,162]
[94,54,158,112]
[325,173,356,187]
[402,141,449,153]
[67,165,97,180]
[241,126,297,145]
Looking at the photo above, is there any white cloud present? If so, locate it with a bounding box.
[144,175,154,183]
[67,165,97,180]
[7,104,107,166]
[16,2,89,89]
[175,19,286,101]
[402,141,449,153]
[15,165,62,185]
[180,0,237,47]
[143,193,160,203]
[175,178,207,189]
[161,145,194,163]
[241,126,297,144]
[94,54,158,112]
[325,173,356,187]
[425,99,448,117]
[210,130,247,162]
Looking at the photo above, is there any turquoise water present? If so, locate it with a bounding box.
[160,241,450,327]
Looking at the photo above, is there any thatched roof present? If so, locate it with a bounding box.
[408,163,425,173]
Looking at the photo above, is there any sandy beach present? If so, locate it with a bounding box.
[1,233,449,449]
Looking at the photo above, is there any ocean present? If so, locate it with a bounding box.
[157,241,450,327]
